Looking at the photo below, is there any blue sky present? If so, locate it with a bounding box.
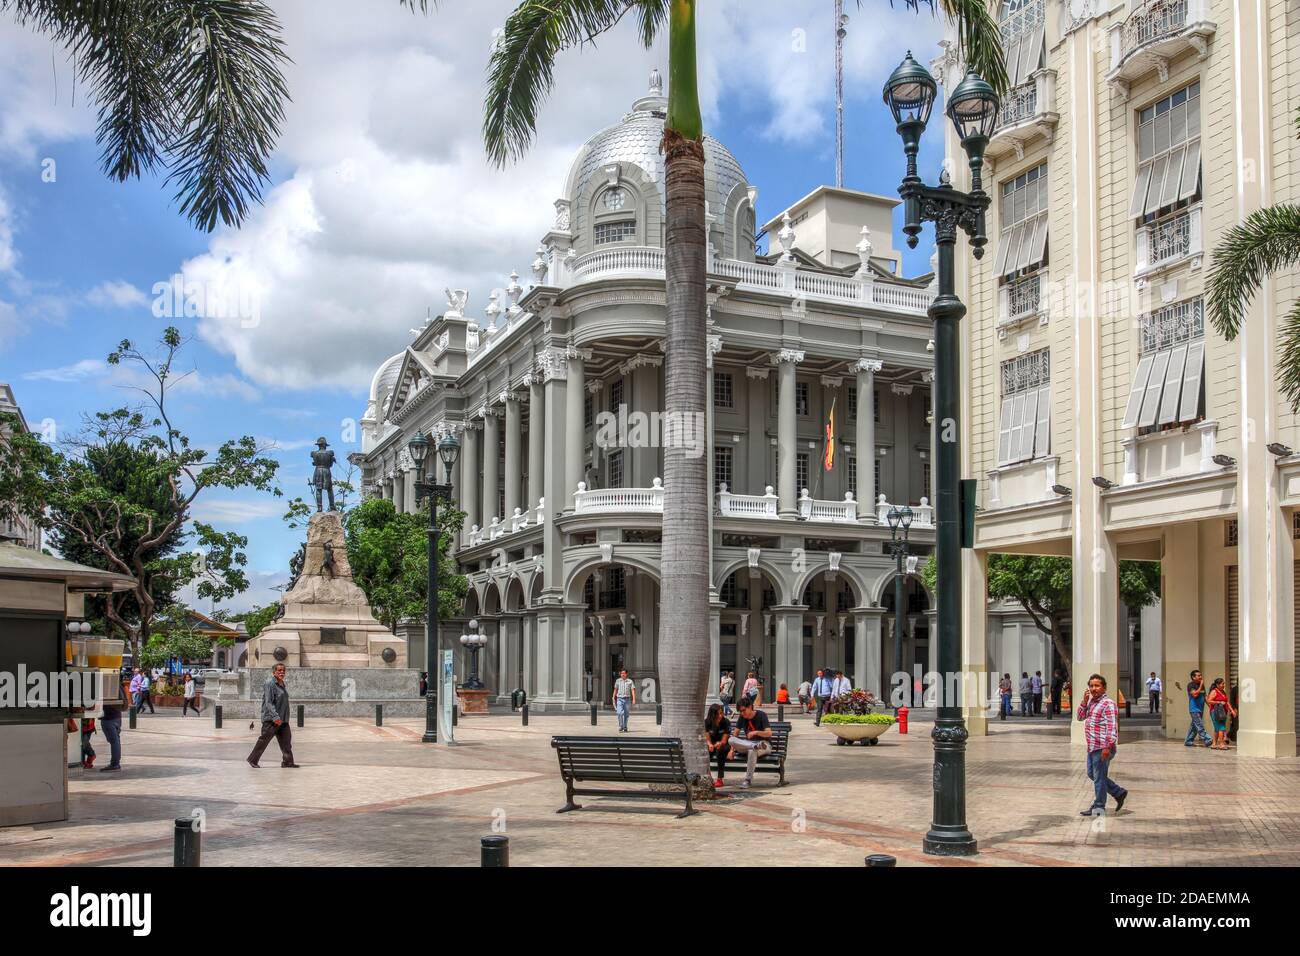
[0,1,948,613]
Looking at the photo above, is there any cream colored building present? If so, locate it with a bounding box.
[936,0,1298,755]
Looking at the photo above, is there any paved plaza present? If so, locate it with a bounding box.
[4,708,1299,867]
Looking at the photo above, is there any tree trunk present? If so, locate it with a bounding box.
[657,0,711,786]
[1049,615,1070,686]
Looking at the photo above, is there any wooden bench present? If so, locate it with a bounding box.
[551,736,701,818]
[723,720,791,785]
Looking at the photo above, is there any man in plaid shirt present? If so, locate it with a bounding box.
[1077,673,1128,816]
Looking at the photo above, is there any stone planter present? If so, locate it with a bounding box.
[823,721,892,746]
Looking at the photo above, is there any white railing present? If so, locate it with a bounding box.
[875,494,934,528]
[468,524,484,547]
[1136,204,1202,275]
[464,498,545,549]
[573,478,665,514]
[1123,0,1188,53]
[1007,272,1042,320]
[798,490,858,524]
[564,245,933,315]
[717,483,779,519]
[999,80,1038,129]
[1110,0,1214,76]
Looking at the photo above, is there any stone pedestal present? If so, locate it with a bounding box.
[247,511,405,669]
[456,688,491,714]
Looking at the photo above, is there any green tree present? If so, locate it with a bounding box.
[0,328,281,654]
[343,496,468,631]
[229,603,279,639]
[2,0,290,230]
[139,605,216,669]
[921,554,1161,681]
[1207,113,1300,409]
[407,0,1007,781]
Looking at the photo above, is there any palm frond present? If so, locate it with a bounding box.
[874,0,1008,94]
[483,0,667,167]
[1276,297,1300,413]
[1206,203,1300,341]
[4,0,290,231]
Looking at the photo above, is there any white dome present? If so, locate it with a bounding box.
[564,74,750,231]
[369,350,404,405]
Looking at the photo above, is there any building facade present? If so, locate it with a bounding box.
[0,384,42,550]
[938,0,1298,754]
[357,74,942,709]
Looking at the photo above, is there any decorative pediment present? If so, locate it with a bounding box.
[385,347,445,423]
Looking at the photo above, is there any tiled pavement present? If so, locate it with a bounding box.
[3,708,1298,867]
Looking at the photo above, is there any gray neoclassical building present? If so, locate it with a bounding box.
[356,73,942,710]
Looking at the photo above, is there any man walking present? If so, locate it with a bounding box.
[811,669,834,726]
[1077,673,1127,816]
[137,670,155,714]
[612,668,636,732]
[1031,671,1044,715]
[831,670,851,699]
[728,696,773,790]
[1146,671,1162,714]
[1184,669,1212,747]
[796,677,813,713]
[1018,672,1032,717]
[1050,669,1065,714]
[128,668,143,711]
[181,674,200,716]
[247,663,299,768]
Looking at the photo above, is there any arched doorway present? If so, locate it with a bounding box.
[880,573,932,691]
[716,566,782,700]
[570,562,661,705]
[799,573,863,682]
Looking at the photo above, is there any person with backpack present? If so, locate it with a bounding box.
[1206,677,1236,750]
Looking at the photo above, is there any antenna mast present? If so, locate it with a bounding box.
[835,1,847,188]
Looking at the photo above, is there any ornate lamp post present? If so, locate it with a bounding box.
[459,619,487,689]
[408,429,461,743]
[885,504,914,689]
[883,52,998,857]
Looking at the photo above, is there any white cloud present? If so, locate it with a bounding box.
[23,358,106,382]
[0,21,96,161]
[149,0,941,392]
[86,280,148,309]
[189,498,284,524]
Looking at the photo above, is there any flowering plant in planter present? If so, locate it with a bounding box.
[827,688,889,715]
[821,713,896,725]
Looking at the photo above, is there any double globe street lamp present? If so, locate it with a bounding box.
[407,429,461,744]
[885,504,914,693]
[883,52,999,857]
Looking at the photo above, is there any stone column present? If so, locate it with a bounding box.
[961,548,990,735]
[504,394,522,519]
[564,349,587,512]
[630,358,662,487]
[527,377,545,508]
[482,408,501,530]
[745,368,770,493]
[773,605,805,694]
[775,350,803,517]
[460,423,481,545]
[403,462,417,515]
[853,360,881,519]
[708,601,723,703]
[539,347,569,595]
[1233,0,1296,758]
[853,607,885,699]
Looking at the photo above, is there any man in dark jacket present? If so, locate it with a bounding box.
[247,663,298,768]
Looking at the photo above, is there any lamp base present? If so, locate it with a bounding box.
[922,829,978,856]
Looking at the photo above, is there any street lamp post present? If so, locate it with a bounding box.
[883,52,998,857]
[885,504,914,691]
[407,430,461,744]
[460,620,487,689]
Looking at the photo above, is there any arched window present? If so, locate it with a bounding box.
[593,186,637,245]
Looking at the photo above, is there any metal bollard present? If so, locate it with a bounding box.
[129,706,138,730]
[174,817,202,867]
[1125,699,1132,719]
[865,853,896,867]
[213,705,221,729]
[999,702,1006,721]
[656,704,662,726]
[297,704,304,728]
[521,704,529,727]
[778,703,784,722]
[590,703,598,726]
[452,705,459,727]
[1046,699,1054,720]
[375,704,383,727]
[481,835,509,867]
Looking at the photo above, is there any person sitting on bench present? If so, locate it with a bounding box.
[728,696,773,790]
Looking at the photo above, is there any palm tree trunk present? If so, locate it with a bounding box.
[658,0,711,783]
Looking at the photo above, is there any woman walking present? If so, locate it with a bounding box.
[742,671,759,706]
[1207,677,1236,750]
[704,703,731,790]
[182,673,200,716]
[718,671,735,716]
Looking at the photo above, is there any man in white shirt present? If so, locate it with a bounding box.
[831,670,852,698]
[796,678,813,713]
[612,669,636,733]
[1146,671,1162,714]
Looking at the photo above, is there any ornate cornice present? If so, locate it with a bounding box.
[772,349,805,365]
[851,358,884,374]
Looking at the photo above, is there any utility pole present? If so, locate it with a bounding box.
[835,0,846,188]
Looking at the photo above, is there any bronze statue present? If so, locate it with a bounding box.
[322,541,336,577]
[311,437,336,512]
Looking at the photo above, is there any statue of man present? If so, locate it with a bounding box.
[311,437,336,512]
